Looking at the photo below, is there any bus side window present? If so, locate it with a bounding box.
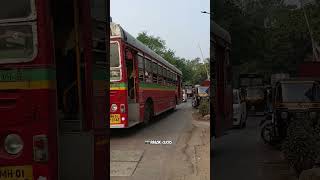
[152,62,158,83]
[163,68,167,85]
[158,64,163,84]
[145,58,152,83]
[138,55,144,82]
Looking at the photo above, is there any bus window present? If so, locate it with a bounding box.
[168,71,172,85]
[144,58,152,83]
[110,42,121,81]
[138,55,144,81]
[158,64,163,84]
[163,68,167,85]
[152,62,158,83]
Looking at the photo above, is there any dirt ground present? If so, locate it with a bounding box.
[110,101,210,180]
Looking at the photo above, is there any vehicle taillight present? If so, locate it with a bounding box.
[120,104,125,113]
[33,135,48,162]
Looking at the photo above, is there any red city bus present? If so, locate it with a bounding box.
[0,1,109,180]
[110,22,183,128]
[211,21,233,140]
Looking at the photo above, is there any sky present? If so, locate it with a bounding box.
[111,0,210,61]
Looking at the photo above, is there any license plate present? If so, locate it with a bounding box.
[0,166,33,180]
[0,70,18,82]
[110,114,120,124]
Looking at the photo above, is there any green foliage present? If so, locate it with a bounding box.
[214,0,320,81]
[136,32,209,84]
[198,99,210,116]
[282,117,320,176]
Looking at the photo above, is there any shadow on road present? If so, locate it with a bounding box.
[110,108,180,138]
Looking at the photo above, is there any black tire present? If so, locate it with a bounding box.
[144,101,153,125]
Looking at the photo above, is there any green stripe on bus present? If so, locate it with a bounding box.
[0,68,56,81]
[110,82,127,88]
[140,83,176,90]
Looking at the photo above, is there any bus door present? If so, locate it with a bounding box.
[52,0,108,179]
[125,49,139,126]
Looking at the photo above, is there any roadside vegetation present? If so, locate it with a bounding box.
[198,99,210,117]
[282,117,320,176]
[214,0,320,82]
[137,32,209,85]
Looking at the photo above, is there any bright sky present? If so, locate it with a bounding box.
[111,0,210,60]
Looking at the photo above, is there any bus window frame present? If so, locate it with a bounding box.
[158,64,163,84]
[152,61,158,83]
[0,0,37,23]
[0,21,38,64]
[110,41,122,82]
[144,56,153,83]
[137,54,144,82]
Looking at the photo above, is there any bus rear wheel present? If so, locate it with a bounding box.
[144,101,153,125]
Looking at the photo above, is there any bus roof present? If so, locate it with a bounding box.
[211,21,231,44]
[110,22,182,75]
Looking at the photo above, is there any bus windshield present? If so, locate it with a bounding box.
[240,78,250,86]
[252,78,263,86]
[281,83,320,102]
[0,0,33,21]
[198,87,209,95]
[110,42,121,81]
[247,88,264,98]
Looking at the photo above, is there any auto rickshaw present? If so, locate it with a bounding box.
[245,86,267,115]
[260,78,320,145]
[192,86,210,108]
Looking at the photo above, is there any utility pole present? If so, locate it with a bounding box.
[299,0,319,61]
[198,43,210,80]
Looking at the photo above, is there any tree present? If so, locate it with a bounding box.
[136,32,209,84]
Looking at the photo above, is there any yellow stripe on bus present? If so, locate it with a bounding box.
[110,87,127,90]
[0,80,56,90]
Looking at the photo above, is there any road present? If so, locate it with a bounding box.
[212,116,297,180]
[110,100,210,180]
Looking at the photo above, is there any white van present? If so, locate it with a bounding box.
[183,90,187,102]
[233,89,247,128]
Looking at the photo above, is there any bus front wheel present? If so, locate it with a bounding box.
[144,101,153,125]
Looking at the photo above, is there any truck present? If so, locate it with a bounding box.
[271,73,290,87]
[184,84,194,98]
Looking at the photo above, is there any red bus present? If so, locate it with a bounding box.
[110,22,183,128]
[0,1,109,180]
[211,21,233,140]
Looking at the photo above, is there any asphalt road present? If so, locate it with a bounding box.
[212,115,296,180]
[110,100,210,180]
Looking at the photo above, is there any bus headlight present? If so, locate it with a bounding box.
[280,111,288,119]
[309,111,317,120]
[4,134,24,155]
[111,104,118,112]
